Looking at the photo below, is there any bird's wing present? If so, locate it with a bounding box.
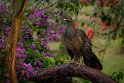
[76,29,92,47]
[76,29,102,70]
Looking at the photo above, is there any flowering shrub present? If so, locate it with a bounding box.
[16,43,35,79]
[0,1,66,81]
[91,0,124,41]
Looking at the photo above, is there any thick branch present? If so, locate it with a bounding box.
[30,63,116,83]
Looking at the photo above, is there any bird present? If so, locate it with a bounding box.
[62,17,102,70]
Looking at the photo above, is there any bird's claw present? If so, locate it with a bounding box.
[67,60,75,66]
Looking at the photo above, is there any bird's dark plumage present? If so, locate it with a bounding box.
[63,17,102,70]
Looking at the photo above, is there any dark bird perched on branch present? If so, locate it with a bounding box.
[63,17,102,70]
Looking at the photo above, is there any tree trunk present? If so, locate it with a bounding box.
[5,0,27,83]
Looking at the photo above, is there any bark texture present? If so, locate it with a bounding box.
[6,0,27,83]
[30,63,116,83]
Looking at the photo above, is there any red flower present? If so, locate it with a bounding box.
[86,28,94,40]
[113,0,120,7]
[103,21,108,25]
[73,21,78,28]
[104,0,111,7]
[80,0,90,6]
[97,21,102,26]
[101,26,109,31]
[91,16,96,22]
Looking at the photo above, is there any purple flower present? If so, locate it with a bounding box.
[42,41,47,48]
[23,63,33,69]
[20,27,32,40]
[17,62,36,78]
[49,30,54,34]
[18,43,23,48]
[34,10,42,17]
[4,27,10,36]
[87,0,90,3]
[35,21,42,26]
[41,21,47,26]
[56,10,62,15]
[41,39,47,48]
[35,50,39,53]
[53,33,59,41]
[21,70,25,76]
[37,61,43,67]
[42,15,48,21]
[16,43,26,59]
[43,51,54,57]
[30,42,36,49]
[0,39,4,49]
[43,52,49,57]
[0,2,8,13]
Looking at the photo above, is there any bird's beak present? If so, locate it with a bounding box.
[64,18,68,21]
[64,18,69,22]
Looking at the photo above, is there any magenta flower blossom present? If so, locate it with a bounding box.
[4,27,10,36]
[0,2,8,13]
[41,39,47,48]
[56,9,63,15]
[34,10,42,17]
[42,15,48,21]
[16,43,26,58]
[0,39,4,49]
[19,63,35,78]
[35,20,41,26]
[43,52,50,57]
[30,42,36,49]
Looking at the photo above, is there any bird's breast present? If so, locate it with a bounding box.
[64,36,83,50]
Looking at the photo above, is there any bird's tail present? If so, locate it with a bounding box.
[82,50,102,70]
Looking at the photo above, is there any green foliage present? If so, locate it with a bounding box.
[59,43,65,51]
[56,0,82,14]
[42,57,55,68]
[55,54,65,65]
[92,0,124,42]
[111,69,124,83]
[54,43,70,65]
[73,78,91,83]
[81,22,85,27]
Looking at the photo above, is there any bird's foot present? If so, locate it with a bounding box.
[77,58,83,69]
[77,63,81,69]
[67,60,75,66]
[67,55,77,66]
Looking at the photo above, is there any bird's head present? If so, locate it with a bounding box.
[64,16,73,23]
[60,11,73,23]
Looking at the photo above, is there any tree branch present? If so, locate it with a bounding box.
[30,63,116,83]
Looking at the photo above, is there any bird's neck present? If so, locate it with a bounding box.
[65,22,76,37]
